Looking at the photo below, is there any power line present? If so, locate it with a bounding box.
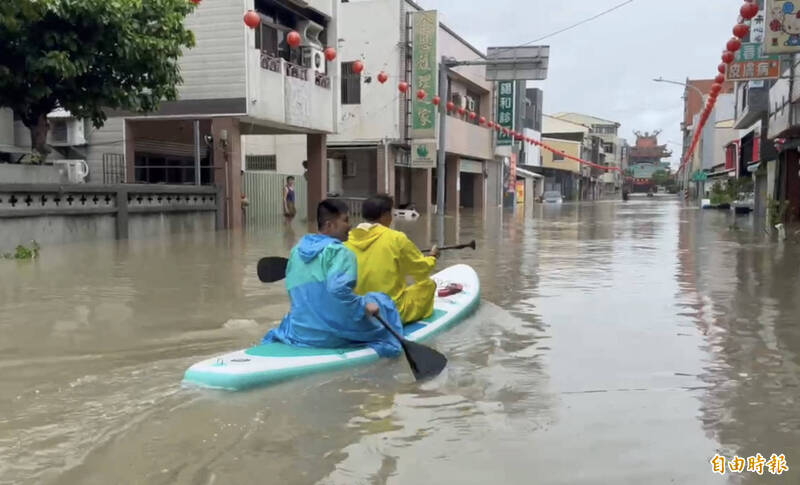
[470,0,636,61]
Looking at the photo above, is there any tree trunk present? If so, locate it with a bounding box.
[29,114,50,163]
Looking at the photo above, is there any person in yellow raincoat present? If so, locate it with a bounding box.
[345,195,439,324]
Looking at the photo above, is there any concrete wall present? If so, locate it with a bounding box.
[0,164,63,184]
[1,215,116,252]
[445,117,492,160]
[241,135,307,174]
[180,0,247,101]
[0,109,13,147]
[0,184,220,252]
[341,149,377,197]
[84,118,125,183]
[541,138,581,174]
[329,0,402,144]
[306,0,334,18]
[0,213,215,252]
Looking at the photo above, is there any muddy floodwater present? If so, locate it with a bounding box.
[1,198,799,484]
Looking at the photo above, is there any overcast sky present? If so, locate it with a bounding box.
[415,0,737,167]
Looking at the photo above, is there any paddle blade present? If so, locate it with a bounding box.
[467,239,477,250]
[257,257,289,283]
[401,339,448,381]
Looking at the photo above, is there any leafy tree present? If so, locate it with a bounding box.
[651,169,672,187]
[0,0,196,160]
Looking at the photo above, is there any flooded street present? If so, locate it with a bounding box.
[1,198,799,484]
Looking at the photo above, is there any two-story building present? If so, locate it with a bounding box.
[62,0,342,229]
[551,112,621,196]
[540,115,594,200]
[766,56,800,223]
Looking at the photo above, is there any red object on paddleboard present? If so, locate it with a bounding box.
[438,283,463,297]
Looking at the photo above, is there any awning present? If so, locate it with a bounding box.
[516,167,543,179]
[459,159,483,173]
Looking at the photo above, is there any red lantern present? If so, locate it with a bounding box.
[287,31,301,49]
[352,60,364,74]
[190,0,201,4]
[243,10,260,29]
[722,51,735,64]
[740,2,758,20]
[502,127,509,135]
[495,124,501,132]
[727,37,742,53]
[416,89,426,100]
[377,71,388,84]
[487,121,494,128]
[479,116,486,125]
[457,107,465,116]
[715,73,725,84]
[397,82,409,93]
[432,96,440,106]
[468,111,477,120]
[446,101,455,112]
[324,47,337,61]
[718,63,727,74]
[711,82,722,93]
[733,23,750,39]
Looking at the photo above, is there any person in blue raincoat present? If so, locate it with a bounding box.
[262,199,404,357]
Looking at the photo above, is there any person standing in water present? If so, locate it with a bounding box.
[283,176,296,219]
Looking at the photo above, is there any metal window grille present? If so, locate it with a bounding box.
[341,62,362,105]
[246,155,277,171]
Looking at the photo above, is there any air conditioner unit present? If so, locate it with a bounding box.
[53,159,89,183]
[47,117,86,146]
[296,19,324,49]
[466,97,476,112]
[302,46,326,74]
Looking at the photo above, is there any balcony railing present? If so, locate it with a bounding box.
[258,51,331,88]
[260,51,281,73]
[285,61,308,81]
[315,71,331,89]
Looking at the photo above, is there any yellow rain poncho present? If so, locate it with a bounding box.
[345,223,436,324]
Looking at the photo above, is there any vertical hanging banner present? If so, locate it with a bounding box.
[507,153,517,193]
[410,10,438,167]
[497,81,514,146]
[764,0,800,54]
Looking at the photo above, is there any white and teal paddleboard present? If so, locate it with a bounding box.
[182,264,480,391]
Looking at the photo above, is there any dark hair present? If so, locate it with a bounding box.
[317,198,348,229]
[287,176,295,182]
[362,194,394,221]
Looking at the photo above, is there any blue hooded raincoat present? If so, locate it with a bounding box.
[261,234,404,357]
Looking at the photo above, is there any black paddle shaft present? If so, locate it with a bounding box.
[420,239,477,253]
[372,314,448,381]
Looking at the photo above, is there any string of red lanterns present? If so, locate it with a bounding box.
[680,1,755,174]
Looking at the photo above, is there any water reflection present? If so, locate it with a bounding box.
[1,199,799,483]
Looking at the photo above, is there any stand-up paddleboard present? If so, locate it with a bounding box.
[182,264,480,391]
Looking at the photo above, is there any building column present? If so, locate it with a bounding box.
[473,171,485,211]
[307,134,328,215]
[411,168,432,213]
[376,143,395,196]
[124,120,136,183]
[445,156,460,212]
[211,117,242,230]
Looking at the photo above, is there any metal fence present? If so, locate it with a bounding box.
[242,171,307,225]
[102,153,126,184]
